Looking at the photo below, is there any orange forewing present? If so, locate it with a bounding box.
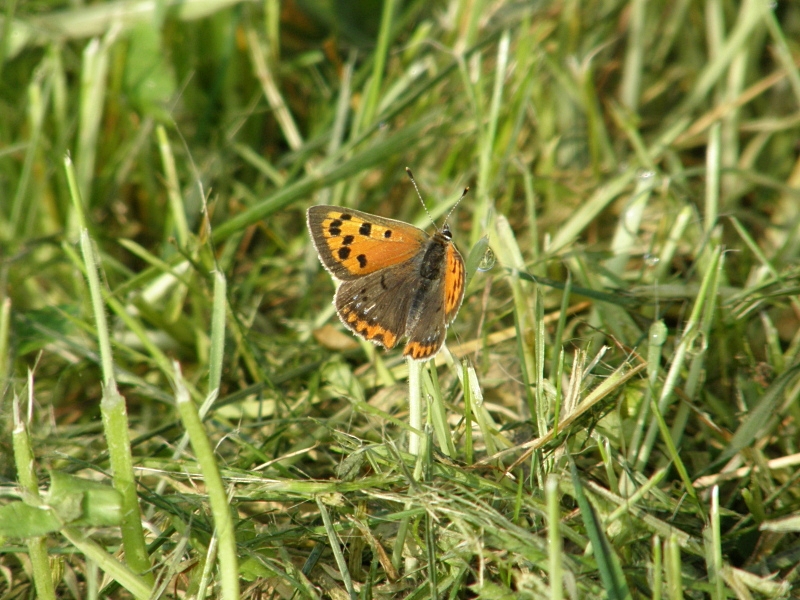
[307,207,426,279]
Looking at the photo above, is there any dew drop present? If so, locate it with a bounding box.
[644,253,660,267]
[478,247,496,272]
[649,321,668,346]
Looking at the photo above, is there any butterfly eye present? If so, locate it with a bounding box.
[442,225,453,240]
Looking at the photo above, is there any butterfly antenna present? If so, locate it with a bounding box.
[405,167,437,228]
[406,167,469,231]
[444,185,469,228]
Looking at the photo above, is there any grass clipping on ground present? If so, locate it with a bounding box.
[1,0,799,598]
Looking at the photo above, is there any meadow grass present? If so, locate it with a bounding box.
[1,0,799,598]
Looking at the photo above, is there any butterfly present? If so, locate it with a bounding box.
[307,183,466,360]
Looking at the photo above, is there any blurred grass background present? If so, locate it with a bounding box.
[2,0,800,598]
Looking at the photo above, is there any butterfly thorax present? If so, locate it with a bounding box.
[419,232,450,280]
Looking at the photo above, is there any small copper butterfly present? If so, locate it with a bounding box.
[307,172,466,360]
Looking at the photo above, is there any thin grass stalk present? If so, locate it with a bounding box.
[664,534,682,600]
[423,365,455,457]
[568,459,632,600]
[670,243,724,446]
[521,166,539,258]
[597,435,619,496]
[463,360,474,465]
[647,388,700,508]
[495,74,535,189]
[457,0,484,48]
[705,123,721,233]
[607,175,655,276]
[579,59,616,175]
[534,286,547,446]
[392,511,410,574]
[100,384,154,581]
[424,468,438,596]
[0,0,17,67]
[705,0,724,65]
[208,270,226,394]
[709,486,723,600]
[627,320,667,471]
[512,470,524,525]
[74,35,111,222]
[13,386,57,600]
[407,357,422,457]
[76,217,152,580]
[552,347,565,437]
[326,51,354,169]
[619,0,646,111]
[675,0,770,117]
[652,206,692,283]
[246,26,303,152]
[491,215,536,418]
[366,0,397,125]
[61,528,151,600]
[651,535,662,600]
[10,79,45,237]
[472,29,510,247]
[156,125,190,248]
[174,362,239,600]
[764,6,800,104]
[195,530,219,600]
[413,422,428,483]
[0,297,11,386]
[760,313,785,374]
[550,273,571,381]
[546,474,563,600]
[468,363,498,458]
[721,49,746,199]
[263,0,279,60]
[316,497,357,600]
[78,229,113,379]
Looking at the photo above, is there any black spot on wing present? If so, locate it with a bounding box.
[329,219,343,236]
[357,254,367,268]
[359,222,372,236]
[338,247,351,259]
